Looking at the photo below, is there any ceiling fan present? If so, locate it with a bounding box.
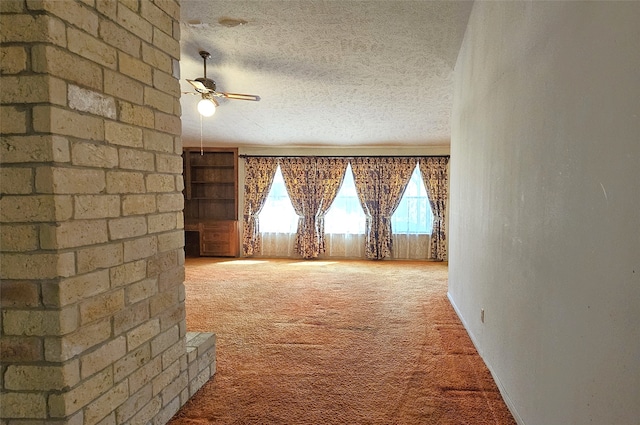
[185,50,260,116]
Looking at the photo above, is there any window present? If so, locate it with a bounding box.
[324,164,366,234]
[391,165,434,234]
[258,165,298,233]
[258,163,433,236]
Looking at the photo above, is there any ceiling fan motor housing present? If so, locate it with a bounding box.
[195,77,216,92]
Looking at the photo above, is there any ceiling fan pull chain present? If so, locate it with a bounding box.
[200,113,204,155]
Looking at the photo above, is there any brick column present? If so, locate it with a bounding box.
[1,1,211,424]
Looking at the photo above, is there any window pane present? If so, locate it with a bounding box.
[391,165,433,234]
[258,166,298,233]
[324,164,366,234]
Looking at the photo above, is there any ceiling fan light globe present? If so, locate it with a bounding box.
[197,98,216,117]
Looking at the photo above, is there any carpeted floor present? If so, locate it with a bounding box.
[168,258,516,425]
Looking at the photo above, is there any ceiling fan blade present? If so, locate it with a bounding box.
[220,92,261,101]
[186,79,210,93]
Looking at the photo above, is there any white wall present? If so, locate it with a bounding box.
[449,2,640,424]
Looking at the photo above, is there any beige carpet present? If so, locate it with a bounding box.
[169,258,516,425]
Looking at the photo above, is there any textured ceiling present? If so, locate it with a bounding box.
[179,0,473,148]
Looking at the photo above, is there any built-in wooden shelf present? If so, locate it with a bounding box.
[183,148,238,257]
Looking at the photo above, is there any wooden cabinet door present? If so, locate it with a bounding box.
[200,221,238,257]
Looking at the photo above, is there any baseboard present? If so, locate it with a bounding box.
[447,292,526,425]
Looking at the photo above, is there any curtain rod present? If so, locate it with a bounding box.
[238,154,450,159]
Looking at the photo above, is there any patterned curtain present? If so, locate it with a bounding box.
[351,157,417,260]
[419,157,449,261]
[280,157,347,259]
[242,157,278,256]
[315,157,349,253]
[279,157,318,259]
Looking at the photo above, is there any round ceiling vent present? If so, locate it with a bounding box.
[218,17,248,27]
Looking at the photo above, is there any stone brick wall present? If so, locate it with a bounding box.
[1,1,214,424]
